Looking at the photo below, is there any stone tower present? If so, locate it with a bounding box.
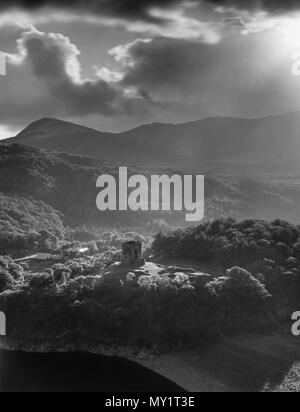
[122,241,145,267]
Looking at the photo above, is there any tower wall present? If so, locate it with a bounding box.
[122,241,144,267]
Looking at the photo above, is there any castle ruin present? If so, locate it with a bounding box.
[122,241,145,267]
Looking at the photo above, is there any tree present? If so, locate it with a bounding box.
[8,263,24,282]
[30,272,54,290]
[53,264,71,284]
[207,267,271,302]
[88,241,99,255]
[0,270,14,293]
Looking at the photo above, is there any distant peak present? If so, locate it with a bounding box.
[25,118,67,127]
[31,118,61,123]
[16,118,99,140]
[19,118,74,130]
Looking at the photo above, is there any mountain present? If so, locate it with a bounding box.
[4,112,300,172]
[5,118,187,168]
[120,112,300,173]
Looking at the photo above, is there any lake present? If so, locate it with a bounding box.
[0,350,184,392]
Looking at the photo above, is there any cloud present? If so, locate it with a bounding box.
[2,1,295,47]
[203,0,300,14]
[20,31,122,116]
[109,38,206,94]
[1,0,300,21]
[0,28,146,126]
[0,0,181,23]
[0,5,223,44]
[0,1,298,50]
[122,8,222,43]
[109,32,300,118]
[2,9,300,134]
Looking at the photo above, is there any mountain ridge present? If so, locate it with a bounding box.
[4,111,300,171]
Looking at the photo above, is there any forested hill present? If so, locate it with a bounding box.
[6,112,300,172]
[0,143,116,225]
[1,143,300,235]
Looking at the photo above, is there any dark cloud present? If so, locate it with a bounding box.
[0,0,300,21]
[2,1,300,131]
[23,32,121,116]
[115,38,209,93]
[113,33,300,118]
[0,0,181,23]
[0,30,147,126]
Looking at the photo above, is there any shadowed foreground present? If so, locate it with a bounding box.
[0,351,184,393]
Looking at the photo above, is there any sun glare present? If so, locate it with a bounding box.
[275,16,300,49]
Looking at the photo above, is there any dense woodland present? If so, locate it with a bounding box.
[0,144,300,351]
[0,194,67,254]
[1,143,300,252]
[0,218,299,351]
[153,218,300,308]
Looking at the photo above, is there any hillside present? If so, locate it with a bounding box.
[0,193,66,254]
[5,118,187,168]
[4,112,300,172]
[1,144,300,230]
[1,218,300,372]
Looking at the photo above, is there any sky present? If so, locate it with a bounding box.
[1,0,300,138]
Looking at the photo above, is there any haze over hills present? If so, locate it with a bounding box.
[5,118,187,169]
[4,112,300,172]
